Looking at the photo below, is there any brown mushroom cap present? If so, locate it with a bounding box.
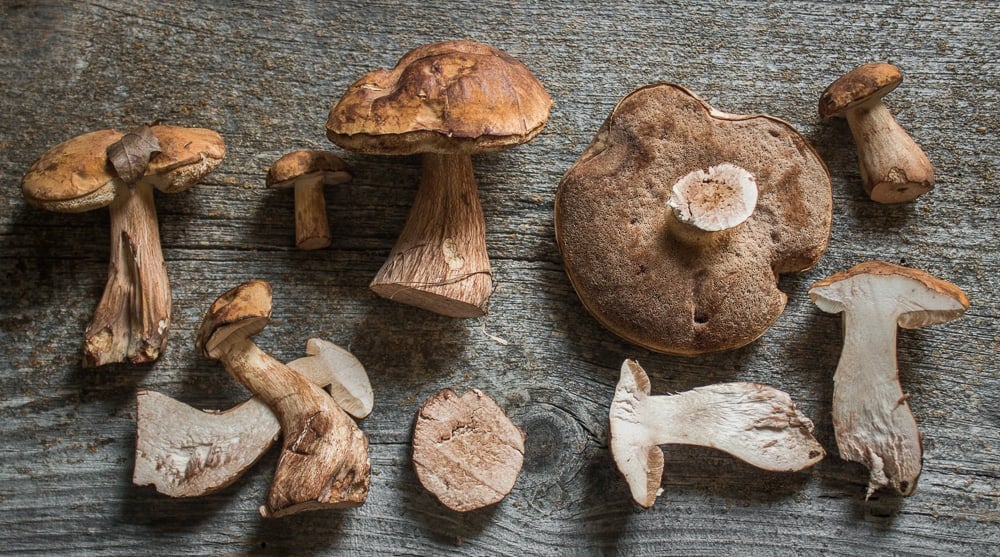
[326,40,552,155]
[265,150,351,189]
[195,279,272,359]
[555,83,833,355]
[143,124,226,193]
[21,129,124,213]
[818,62,903,119]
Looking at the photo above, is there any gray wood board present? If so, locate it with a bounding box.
[1,1,997,555]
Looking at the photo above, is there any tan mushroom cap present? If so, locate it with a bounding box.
[265,150,351,189]
[326,40,553,155]
[21,129,124,212]
[195,279,272,359]
[818,62,903,119]
[555,83,833,355]
[143,124,226,193]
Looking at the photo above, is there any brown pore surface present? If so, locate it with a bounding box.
[412,388,525,512]
[556,83,832,355]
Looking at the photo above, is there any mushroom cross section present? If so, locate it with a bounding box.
[266,150,352,250]
[195,280,371,517]
[556,83,832,355]
[809,261,969,496]
[21,125,225,367]
[610,359,825,508]
[133,338,373,497]
[326,40,553,317]
[819,62,934,203]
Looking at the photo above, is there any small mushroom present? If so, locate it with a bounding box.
[21,125,225,367]
[266,150,352,250]
[326,40,553,317]
[556,83,832,355]
[809,261,969,496]
[610,359,825,508]
[819,62,934,203]
[412,388,525,512]
[133,337,372,497]
[195,280,370,517]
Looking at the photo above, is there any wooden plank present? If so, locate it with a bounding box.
[1,0,997,554]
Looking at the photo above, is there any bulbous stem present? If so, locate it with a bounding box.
[83,181,170,367]
[370,152,493,317]
[294,176,332,250]
[845,102,934,203]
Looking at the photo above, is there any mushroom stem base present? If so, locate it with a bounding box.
[370,152,492,318]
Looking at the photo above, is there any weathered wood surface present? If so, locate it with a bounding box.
[1,1,997,554]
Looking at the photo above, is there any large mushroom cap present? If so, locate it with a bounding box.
[265,150,351,189]
[196,280,273,358]
[809,261,969,328]
[143,125,226,193]
[818,62,903,119]
[21,129,124,213]
[555,83,832,355]
[326,40,552,155]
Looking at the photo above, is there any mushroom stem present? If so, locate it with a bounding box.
[84,181,170,367]
[665,163,758,243]
[369,152,492,317]
[844,102,934,203]
[293,174,333,250]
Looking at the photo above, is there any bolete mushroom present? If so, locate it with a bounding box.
[412,388,525,512]
[133,337,373,497]
[326,40,553,317]
[610,359,825,508]
[21,124,225,367]
[556,83,832,355]
[266,150,352,250]
[195,280,370,517]
[809,261,969,496]
[819,62,934,203]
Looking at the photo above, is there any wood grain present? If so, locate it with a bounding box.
[1,1,997,555]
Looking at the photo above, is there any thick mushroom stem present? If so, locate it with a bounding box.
[293,174,333,250]
[369,152,492,317]
[211,336,370,517]
[845,102,934,204]
[833,306,921,496]
[84,181,170,367]
[665,163,758,243]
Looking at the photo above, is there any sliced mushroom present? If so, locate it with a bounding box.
[266,150,352,250]
[327,40,553,317]
[556,83,832,355]
[610,359,825,508]
[810,261,969,496]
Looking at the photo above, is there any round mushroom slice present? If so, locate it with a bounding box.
[326,40,553,318]
[266,150,352,250]
[22,124,225,367]
[555,83,833,355]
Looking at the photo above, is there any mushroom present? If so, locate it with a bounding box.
[133,337,372,497]
[809,261,969,496]
[556,83,832,355]
[195,280,370,517]
[326,40,553,317]
[610,359,825,508]
[819,62,934,203]
[266,150,352,250]
[21,124,225,367]
[412,388,525,511]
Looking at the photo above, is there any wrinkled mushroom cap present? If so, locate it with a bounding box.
[143,125,226,193]
[196,280,273,358]
[809,261,969,328]
[818,62,903,119]
[555,83,832,355]
[21,129,124,213]
[266,150,351,189]
[326,40,552,155]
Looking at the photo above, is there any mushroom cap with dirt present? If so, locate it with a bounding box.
[555,83,832,356]
[326,40,552,317]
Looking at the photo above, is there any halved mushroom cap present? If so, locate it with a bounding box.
[265,150,351,189]
[195,279,272,358]
[326,40,553,155]
[142,124,226,193]
[21,129,124,213]
[555,83,833,355]
[818,63,903,119]
[810,261,969,328]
